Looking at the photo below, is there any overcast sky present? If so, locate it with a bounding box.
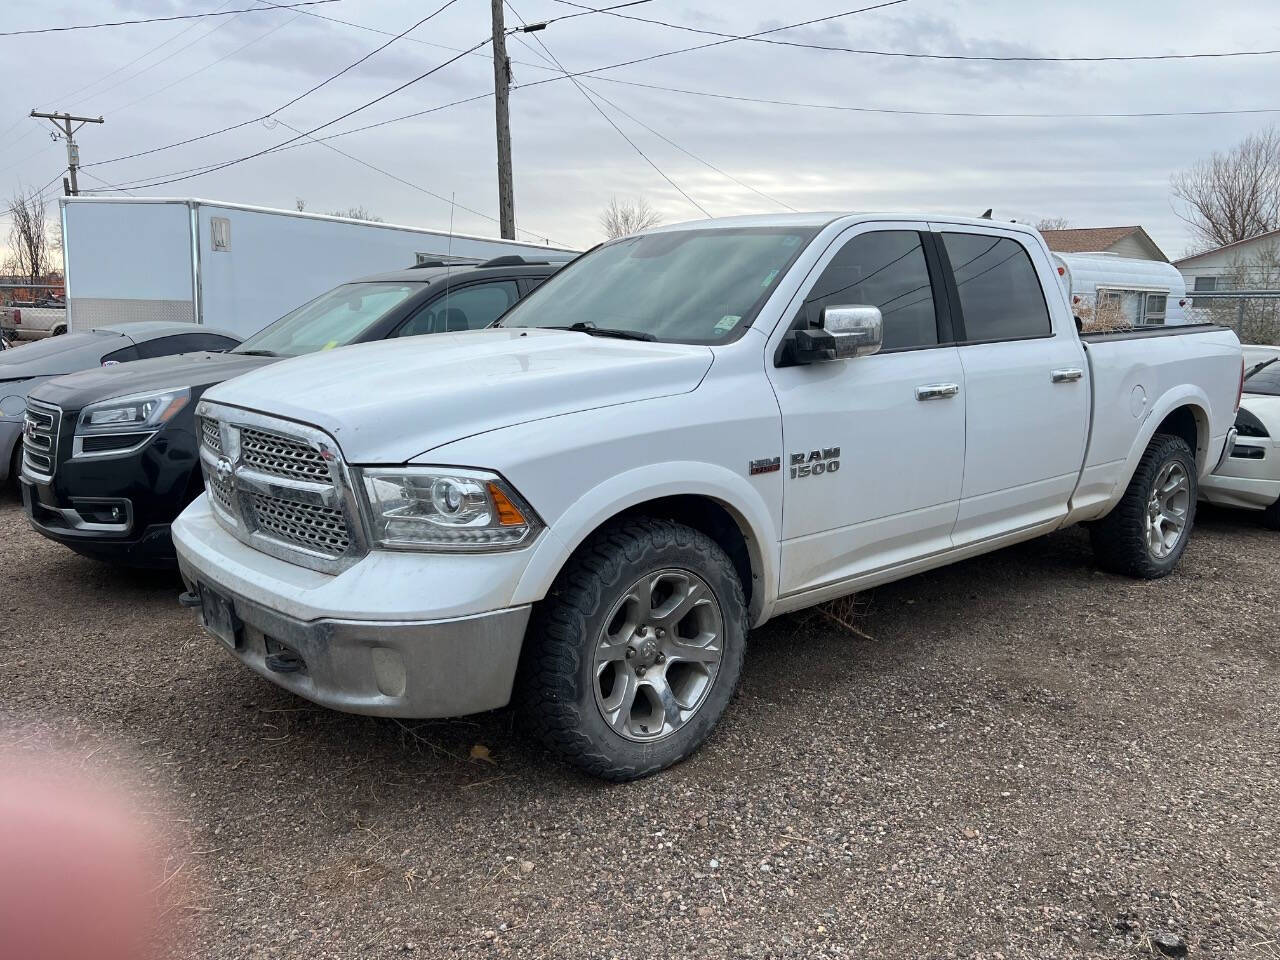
[1,0,1277,257]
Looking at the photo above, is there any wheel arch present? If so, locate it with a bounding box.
[511,463,779,626]
[1116,387,1214,497]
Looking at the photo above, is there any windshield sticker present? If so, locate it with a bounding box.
[761,269,780,288]
[714,315,741,335]
[322,340,339,350]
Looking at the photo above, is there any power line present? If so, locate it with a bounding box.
[590,75,1280,119]
[0,1,342,38]
[504,1,709,217]
[551,0,1280,63]
[272,118,564,245]
[84,0,462,170]
[84,38,495,192]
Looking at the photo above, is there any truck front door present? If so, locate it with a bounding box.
[768,225,966,599]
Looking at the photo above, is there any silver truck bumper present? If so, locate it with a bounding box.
[179,565,531,718]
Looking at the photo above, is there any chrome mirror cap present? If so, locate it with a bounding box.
[820,305,883,359]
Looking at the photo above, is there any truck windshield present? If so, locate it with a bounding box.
[498,226,818,343]
[234,282,420,358]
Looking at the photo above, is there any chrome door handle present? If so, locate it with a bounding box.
[915,382,960,401]
[1051,367,1084,383]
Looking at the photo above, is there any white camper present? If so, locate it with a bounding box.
[59,197,576,338]
[1051,252,1190,329]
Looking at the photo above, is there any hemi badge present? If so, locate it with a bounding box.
[748,457,780,476]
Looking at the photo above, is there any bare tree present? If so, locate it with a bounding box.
[1172,125,1280,251]
[326,205,383,222]
[5,186,54,285]
[600,196,661,240]
[293,199,383,222]
[1034,216,1070,232]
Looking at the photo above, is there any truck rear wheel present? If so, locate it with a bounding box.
[518,518,747,781]
[1089,433,1197,578]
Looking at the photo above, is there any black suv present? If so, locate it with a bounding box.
[21,257,565,566]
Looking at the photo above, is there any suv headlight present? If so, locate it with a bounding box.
[73,387,190,457]
[361,467,542,551]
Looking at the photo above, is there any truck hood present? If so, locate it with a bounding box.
[203,328,715,463]
[29,351,277,412]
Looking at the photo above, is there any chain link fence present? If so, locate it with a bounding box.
[1183,290,1280,345]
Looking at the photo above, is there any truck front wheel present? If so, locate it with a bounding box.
[519,518,747,781]
[1089,433,1198,578]
[1263,497,1280,531]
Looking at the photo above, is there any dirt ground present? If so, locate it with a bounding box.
[1,494,1277,959]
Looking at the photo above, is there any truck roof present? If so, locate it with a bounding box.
[643,212,1045,237]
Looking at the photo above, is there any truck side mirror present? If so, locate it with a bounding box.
[790,305,883,363]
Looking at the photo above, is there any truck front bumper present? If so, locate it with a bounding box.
[174,494,534,718]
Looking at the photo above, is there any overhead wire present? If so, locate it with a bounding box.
[503,2,709,217]
[0,1,342,39]
[551,0,1280,63]
[83,0,463,170]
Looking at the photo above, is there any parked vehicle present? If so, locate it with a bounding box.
[1052,252,1190,329]
[1201,345,1280,527]
[21,258,562,564]
[172,214,1243,780]
[1,298,68,340]
[60,196,575,338]
[3,322,241,493]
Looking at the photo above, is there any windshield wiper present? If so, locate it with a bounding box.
[1245,356,1278,379]
[550,321,656,342]
[234,349,279,357]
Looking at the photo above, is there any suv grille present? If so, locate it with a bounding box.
[240,427,330,482]
[197,404,364,573]
[23,400,61,477]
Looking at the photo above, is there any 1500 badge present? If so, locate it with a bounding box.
[790,447,840,479]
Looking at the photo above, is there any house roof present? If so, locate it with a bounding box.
[1039,226,1167,260]
[1172,228,1280,266]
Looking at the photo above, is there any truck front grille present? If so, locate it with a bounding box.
[240,427,331,482]
[247,493,350,556]
[196,402,365,574]
[22,400,61,477]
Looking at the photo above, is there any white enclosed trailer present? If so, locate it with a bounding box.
[1051,251,1190,328]
[59,197,576,337]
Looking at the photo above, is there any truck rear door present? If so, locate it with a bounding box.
[932,227,1089,545]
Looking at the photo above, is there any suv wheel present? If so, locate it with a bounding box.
[519,518,747,780]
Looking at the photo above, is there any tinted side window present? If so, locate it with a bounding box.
[100,345,139,365]
[395,281,519,338]
[941,233,1051,342]
[800,231,938,351]
[134,332,234,359]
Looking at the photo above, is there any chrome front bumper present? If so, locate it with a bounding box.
[179,564,531,718]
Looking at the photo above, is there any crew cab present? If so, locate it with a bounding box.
[172,214,1243,780]
[21,257,563,565]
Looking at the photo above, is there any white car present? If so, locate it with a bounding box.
[173,213,1243,779]
[1201,346,1280,528]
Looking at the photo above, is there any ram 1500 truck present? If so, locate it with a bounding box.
[173,214,1243,780]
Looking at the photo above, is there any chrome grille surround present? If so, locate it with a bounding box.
[22,399,62,479]
[195,400,369,574]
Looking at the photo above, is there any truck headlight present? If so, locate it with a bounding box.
[361,467,542,551]
[73,387,190,457]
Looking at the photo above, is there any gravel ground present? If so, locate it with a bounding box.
[1,493,1277,959]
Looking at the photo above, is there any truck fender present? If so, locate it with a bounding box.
[510,460,780,626]
[1114,385,1214,496]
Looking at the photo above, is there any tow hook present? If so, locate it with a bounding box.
[178,591,202,608]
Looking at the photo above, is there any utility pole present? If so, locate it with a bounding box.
[30,110,104,197]
[490,0,515,239]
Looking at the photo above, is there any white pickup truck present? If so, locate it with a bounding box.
[174,214,1243,780]
[1,298,67,340]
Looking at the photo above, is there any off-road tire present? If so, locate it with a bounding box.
[1263,498,1280,531]
[517,518,747,781]
[1089,433,1197,579]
